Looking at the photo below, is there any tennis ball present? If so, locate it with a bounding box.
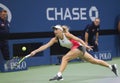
[22,46,26,51]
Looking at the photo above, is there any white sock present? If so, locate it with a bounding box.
[57,72,62,77]
[109,65,112,70]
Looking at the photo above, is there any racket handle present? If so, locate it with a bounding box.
[25,54,31,58]
[18,54,30,64]
[18,57,26,64]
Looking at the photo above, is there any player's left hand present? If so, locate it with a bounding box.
[86,45,93,51]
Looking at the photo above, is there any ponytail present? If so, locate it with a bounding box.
[62,25,69,33]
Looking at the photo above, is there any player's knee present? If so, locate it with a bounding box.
[62,56,70,62]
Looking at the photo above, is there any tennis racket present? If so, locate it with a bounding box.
[4,57,19,70]
[13,54,31,69]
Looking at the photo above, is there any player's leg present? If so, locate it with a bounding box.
[49,48,82,81]
[82,52,118,76]
[60,49,81,73]
[83,52,109,67]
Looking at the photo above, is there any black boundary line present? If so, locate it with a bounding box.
[0,29,119,40]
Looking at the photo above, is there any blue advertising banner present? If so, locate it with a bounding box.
[0,0,120,32]
[0,57,28,72]
[0,0,119,67]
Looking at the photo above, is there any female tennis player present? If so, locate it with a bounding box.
[26,25,118,81]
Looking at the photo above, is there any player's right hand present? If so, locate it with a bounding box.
[30,51,37,56]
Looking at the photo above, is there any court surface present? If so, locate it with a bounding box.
[0,57,120,83]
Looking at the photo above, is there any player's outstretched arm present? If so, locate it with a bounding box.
[29,37,57,57]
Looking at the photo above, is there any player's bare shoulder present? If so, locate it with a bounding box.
[51,37,58,43]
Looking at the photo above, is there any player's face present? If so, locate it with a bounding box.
[94,19,100,26]
[53,28,62,37]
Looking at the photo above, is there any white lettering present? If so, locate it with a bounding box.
[64,8,72,20]
[4,60,27,71]
[80,8,87,20]
[94,52,112,60]
[46,8,54,20]
[16,61,27,69]
[55,8,63,20]
[72,8,79,20]
[46,6,99,21]
[89,6,99,21]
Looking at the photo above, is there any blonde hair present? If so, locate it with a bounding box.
[62,25,69,33]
